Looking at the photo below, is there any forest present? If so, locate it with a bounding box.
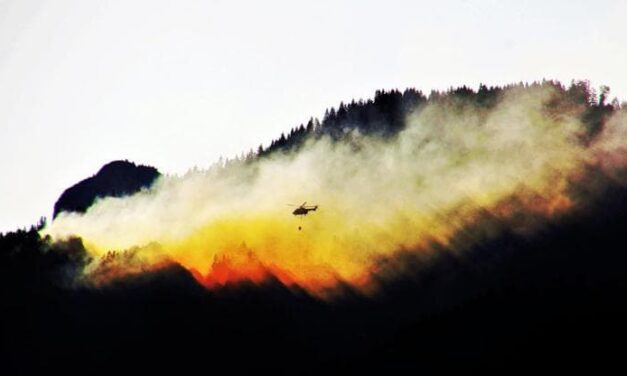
[3,81,626,374]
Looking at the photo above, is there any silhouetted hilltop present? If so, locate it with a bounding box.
[53,160,160,218]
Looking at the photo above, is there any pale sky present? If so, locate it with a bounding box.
[1,0,626,232]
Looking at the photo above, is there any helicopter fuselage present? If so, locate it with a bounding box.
[292,206,317,216]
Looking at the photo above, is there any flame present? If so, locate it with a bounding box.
[76,184,575,296]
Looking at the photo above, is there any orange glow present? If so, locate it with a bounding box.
[79,187,574,297]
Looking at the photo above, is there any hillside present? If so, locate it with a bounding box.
[3,81,627,374]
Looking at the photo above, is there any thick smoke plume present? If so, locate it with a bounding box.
[44,84,627,295]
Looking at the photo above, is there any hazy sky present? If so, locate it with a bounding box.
[1,0,626,232]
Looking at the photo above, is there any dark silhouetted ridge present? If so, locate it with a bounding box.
[239,80,615,162]
[53,160,160,218]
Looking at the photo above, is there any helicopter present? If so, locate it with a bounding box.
[288,202,318,216]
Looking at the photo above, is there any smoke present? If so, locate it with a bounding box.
[44,85,627,295]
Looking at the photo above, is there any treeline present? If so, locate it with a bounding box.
[0,218,89,301]
[211,80,621,169]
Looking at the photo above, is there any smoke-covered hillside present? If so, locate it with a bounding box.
[3,81,627,374]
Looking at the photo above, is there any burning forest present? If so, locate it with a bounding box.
[3,81,627,373]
